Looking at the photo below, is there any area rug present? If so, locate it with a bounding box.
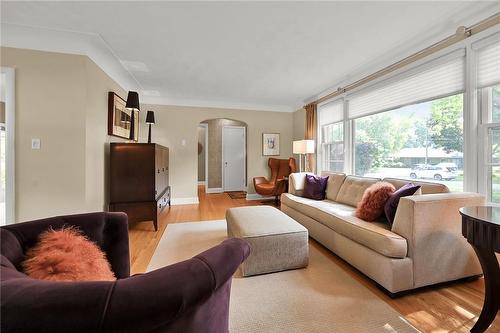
[227,191,247,199]
[147,220,420,333]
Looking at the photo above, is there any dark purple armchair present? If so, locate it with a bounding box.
[1,212,250,333]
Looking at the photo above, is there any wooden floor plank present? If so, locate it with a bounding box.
[129,185,499,333]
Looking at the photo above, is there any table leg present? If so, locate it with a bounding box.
[471,245,500,333]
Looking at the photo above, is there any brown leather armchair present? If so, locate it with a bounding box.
[253,158,297,202]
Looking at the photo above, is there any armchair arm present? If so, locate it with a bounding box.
[392,192,485,288]
[101,238,250,333]
[1,278,115,333]
[253,177,268,186]
[3,212,130,278]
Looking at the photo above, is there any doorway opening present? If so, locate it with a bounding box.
[1,67,15,225]
[198,119,247,197]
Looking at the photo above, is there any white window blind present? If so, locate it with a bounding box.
[347,49,465,119]
[474,33,500,88]
[318,99,343,125]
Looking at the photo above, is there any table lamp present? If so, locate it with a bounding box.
[146,111,155,143]
[125,91,140,141]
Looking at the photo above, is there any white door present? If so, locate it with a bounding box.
[222,126,245,191]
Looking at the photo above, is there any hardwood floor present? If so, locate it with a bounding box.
[129,185,499,333]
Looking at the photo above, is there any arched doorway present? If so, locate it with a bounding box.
[197,118,248,195]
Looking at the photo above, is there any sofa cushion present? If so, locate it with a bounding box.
[385,183,421,225]
[320,172,346,201]
[356,182,396,221]
[303,174,329,200]
[22,228,116,282]
[335,176,381,207]
[383,178,449,194]
[288,172,314,196]
[281,194,408,258]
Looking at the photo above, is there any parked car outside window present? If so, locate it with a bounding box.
[410,164,458,181]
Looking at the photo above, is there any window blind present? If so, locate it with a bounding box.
[475,33,500,89]
[318,99,343,126]
[347,49,465,119]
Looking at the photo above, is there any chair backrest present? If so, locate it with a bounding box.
[268,158,296,183]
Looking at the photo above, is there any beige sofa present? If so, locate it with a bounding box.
[281,172,485,294]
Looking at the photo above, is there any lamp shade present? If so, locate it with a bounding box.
[293,140,315,154]
[146,111,155,124]
[293,140,306,154]
[125,91,140,111]
[304,140,315,154]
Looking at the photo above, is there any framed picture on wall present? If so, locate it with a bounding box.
[262,133,280,156]
[108,92,139,141]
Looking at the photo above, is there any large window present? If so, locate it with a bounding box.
[479,84,500,203]
[321,122,344,172]
[318,100,344,173]
[353,94,464,191]
[476,33,500,203]
[315,31,500,201]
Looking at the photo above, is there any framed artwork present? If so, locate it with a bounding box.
[262,133,280,156]
[108,92,139,141]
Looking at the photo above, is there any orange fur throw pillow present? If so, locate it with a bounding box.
[22,227,116,282]
[356,182,396,221]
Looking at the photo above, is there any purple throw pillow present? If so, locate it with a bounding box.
[303,174,329,200]
[384,183,421,225]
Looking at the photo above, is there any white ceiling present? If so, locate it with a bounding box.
[1,1,499,112]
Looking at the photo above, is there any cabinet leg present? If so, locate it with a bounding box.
[153,218,158,232]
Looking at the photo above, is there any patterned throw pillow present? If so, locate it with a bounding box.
[22,227,116,282]
[356,182,396,221]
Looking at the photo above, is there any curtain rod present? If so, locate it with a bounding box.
[306,11,500,108]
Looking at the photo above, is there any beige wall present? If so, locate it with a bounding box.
[201,118,247,189]
[293,107,306,166]
[197,125,206,182]
[1,47,127,222]
[293,107,305,141]
[83,57,128,212]
[139,105,294,199]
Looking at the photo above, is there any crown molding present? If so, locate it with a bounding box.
[142,95,294,113]
[0,23,295,113]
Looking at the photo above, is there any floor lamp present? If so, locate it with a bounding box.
[293,140,306,172]
[293,140,315,172]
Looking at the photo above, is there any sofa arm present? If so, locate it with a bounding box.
[288,172,313,195]
[392,192,485,287]
[101,238,250,332]
[3,212,130,278]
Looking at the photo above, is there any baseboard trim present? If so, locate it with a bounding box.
[197,181,206,185]
[206,187,223,193]
[245,193,275,201]
[170,197,199,205]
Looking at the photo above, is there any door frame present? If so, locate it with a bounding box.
[1,67,15,224]
[221,125,246,192]
[197,123,209,192]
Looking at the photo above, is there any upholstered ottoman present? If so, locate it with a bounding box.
[226,206,309,276]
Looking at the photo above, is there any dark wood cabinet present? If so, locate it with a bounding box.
[109,143,170,231]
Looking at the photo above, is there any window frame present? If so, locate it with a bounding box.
[319,120,345,173]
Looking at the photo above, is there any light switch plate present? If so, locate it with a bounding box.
[31,138,41,150]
